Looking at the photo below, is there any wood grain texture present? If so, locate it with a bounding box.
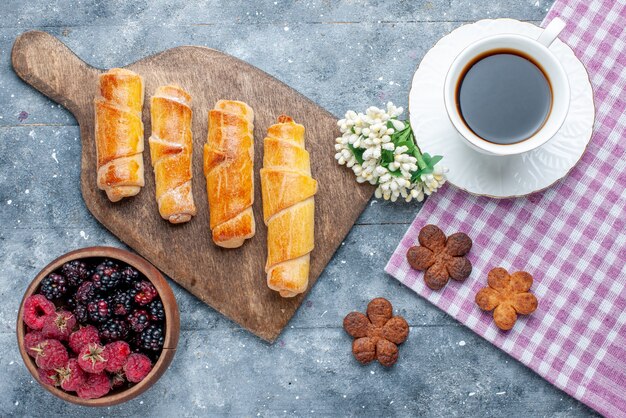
[11,30,374,342]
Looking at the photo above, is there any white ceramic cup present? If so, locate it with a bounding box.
[443,18,569,156]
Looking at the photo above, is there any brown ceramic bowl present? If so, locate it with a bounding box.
[16,246,180,407]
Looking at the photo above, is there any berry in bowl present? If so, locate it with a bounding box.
[17,247,180,406]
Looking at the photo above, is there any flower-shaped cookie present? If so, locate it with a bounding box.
[475,267,538,331]
[406,224,472,290]
[343,298,409,367]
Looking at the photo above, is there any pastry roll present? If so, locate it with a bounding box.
[149,85,196,224]
[95,68,145,202]
[204,100,255,248]
[261,115,317,297]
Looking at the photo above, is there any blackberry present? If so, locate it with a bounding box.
[120,266,141,286]
[109,289,136,317]
[99,318,128,342]
[127,309,150,333]
[91,260,121,292]
[65,295,77,310]
[96,259,119,272]
[75,281,96,305]
[61,260,90,287]
[147,300,165,322]
[133,281,158,306]
[87,298,111,323]
[137,324,164,352]
[73,304,89,324]
[40,273,68,300]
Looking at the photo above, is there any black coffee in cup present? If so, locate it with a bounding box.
[456,49,552,145]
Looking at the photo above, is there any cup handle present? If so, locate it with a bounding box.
[537,17,566,47]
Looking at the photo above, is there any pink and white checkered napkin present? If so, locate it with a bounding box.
[385,1,626,416]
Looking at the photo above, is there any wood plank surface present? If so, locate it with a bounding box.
[10,30,374,342]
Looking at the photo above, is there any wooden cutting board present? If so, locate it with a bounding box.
[11,31,374,342]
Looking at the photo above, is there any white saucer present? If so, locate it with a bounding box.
[408,18,595,198]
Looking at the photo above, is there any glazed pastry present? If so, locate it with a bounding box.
[95,68,145,202]
[261,115,317,297]
[149,85,196,224]
[204,100,255,247]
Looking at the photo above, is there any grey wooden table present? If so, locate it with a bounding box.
[0,1,599,416]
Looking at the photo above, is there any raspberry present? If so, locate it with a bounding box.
[134,281,158,305]
[40,273,68,300]
[137,324,164,352]
[127,309,150,333]
[42,311,76,340]
[77,343,107,374]
[111,371,126,389]
[124,353,152,383]
[109,289,135,316]
[99,318,128,343]
[24,331,46,358]
[91,260,121,292]
[76,373,110,399]
[103,341,131,372]
[23,295,56,330]
[61,260,91,287]
[87,298,111,323]
[33,339,69,370]
[73,304,89,324]
[38,368,61,386]
[68,325,100,354]
[120,266,140,286]
[148,300,165,322]
[58,358,87,392]
[75,281,96,305]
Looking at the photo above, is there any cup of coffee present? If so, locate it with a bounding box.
[444,18,569,156]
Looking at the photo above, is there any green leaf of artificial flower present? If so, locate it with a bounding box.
[394,128,411,143]
[380,149,395,165]
[410,166,434,183]
[348,143,365,165]
[429,155,443,166]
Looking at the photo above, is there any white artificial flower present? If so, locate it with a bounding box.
[390,119,405,131]
[421,166,448,194]
[408,183,425,202]
[335,102,446,202]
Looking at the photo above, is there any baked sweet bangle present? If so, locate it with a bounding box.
[149,85,196,224]
[203,100,256,248]
[261,115,317,297]
[95,68,145,202]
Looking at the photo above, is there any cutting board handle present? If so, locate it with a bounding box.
[11,31,97,116]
